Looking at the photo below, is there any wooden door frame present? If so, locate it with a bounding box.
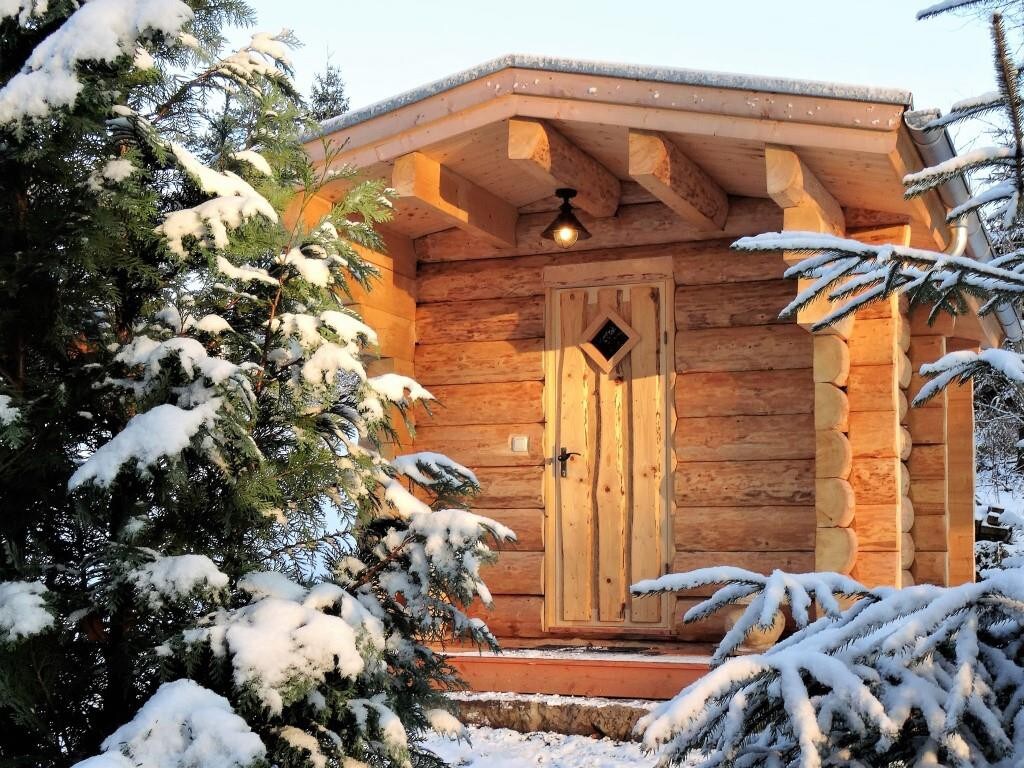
[541,255,676,632]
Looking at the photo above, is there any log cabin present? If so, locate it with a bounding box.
[298,56,1013,698]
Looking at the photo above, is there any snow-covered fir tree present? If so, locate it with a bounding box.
[631,3,1024,767]
[309,63,351,123]
[0,2,509,766]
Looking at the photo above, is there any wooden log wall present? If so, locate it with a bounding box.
[903,313,978,587]
[411,235,816,642]
[905,320,949,585]
[847,298,913,587]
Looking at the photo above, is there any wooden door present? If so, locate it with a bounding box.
[548,279,671,628]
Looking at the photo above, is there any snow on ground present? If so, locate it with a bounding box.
[423,726,655,767]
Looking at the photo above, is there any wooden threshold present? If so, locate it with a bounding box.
[444,651,711,700]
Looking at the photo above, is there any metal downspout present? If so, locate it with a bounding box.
[905,109,1024,347]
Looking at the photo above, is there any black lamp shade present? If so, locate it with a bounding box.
[541,188,591,249]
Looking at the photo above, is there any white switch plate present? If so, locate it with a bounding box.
[509,435,530,453]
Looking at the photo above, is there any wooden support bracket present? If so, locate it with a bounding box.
[507,118,621,217]
[392,151,518,247]
[627,130,729,229]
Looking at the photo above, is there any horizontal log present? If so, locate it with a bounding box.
[675,598,731,641]
[676,324,813,373]
[481,509,544,551]
[849,318,896,366]
[479,551,545,595]
[902,496,915,533]
[816,383,849,431]
[850,457,901,505]
[413,423,545,467]
[345,264,416,318]
[673,506,815,551]
[910,478,946,516]
[907,374,945,410]
[907,444,945,479]
[473,466,544,508]
[814,335,849,386]
[897,352,912,390]
[907,337,945,409]
[355,305,415,358]
[417,297,544,344]
[675,369,813,418]
[415,198,783,262]
[849,410,901,459]
[816,429,852,479]
[416,240,790,304]
[415,382,544,426]
[674,280,794,330]
[913,515,948,552]
[910,310,956,336]
[672,551,815,592]
[855,504,900,551]
[901,570,915,587]
[351,228,417,278]
[674,414,815,462]
[676,460,814,506]
[817,478,855,527]
[912,551,948,586]
[852,551,900,589]
[847,364,897,413]
[906,406,945,445]
[416,339,544,385]
[898,315,911,352]
[909,335,945,365]
[901,532,916,569]
[467,595,545,637]
[816,527,857,574]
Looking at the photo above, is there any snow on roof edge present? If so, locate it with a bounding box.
[314,53,914,138]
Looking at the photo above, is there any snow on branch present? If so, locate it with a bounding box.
[0,0,193,124]
[633,568,877,665]
[904,145,1015,197]
[127,553,229,608]
[634,568,1024,768]
[734,231,1024,332]
[915,347,1024,404]
[391,452,477,489]
[68,400,220,490]
[71,679,266,768]
[0,581,53,642]
[185,584,368,715]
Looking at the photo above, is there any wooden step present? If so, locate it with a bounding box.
[445,650,711,700]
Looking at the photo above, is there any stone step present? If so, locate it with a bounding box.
[452,691,657,742]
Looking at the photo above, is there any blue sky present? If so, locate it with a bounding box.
[243,0,994,122]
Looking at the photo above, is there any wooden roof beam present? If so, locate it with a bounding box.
[391,151,518,247]
[765,143,845,235]
[767,144,850,337]
[628,130,729,230]
[507,118,620,217]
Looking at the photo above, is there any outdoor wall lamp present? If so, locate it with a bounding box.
[541,188,591,249]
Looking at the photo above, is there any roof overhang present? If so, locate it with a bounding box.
[304,55,1009,346]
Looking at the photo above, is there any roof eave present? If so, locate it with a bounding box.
[315,54,914,138]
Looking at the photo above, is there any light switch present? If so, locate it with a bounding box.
[509,435,530,453]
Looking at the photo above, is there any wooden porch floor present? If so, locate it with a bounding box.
[441,644,714,700]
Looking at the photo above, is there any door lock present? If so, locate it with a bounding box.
[556,447,581,477]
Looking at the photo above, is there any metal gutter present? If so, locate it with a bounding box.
[905,108,1024,345]
[316,54,913,137]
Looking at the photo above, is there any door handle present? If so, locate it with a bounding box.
[557,447,581,478]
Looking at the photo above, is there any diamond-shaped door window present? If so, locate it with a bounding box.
[579,308,640,373]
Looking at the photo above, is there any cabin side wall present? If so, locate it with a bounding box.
[904,310,978,587]
[409,236,816,642]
